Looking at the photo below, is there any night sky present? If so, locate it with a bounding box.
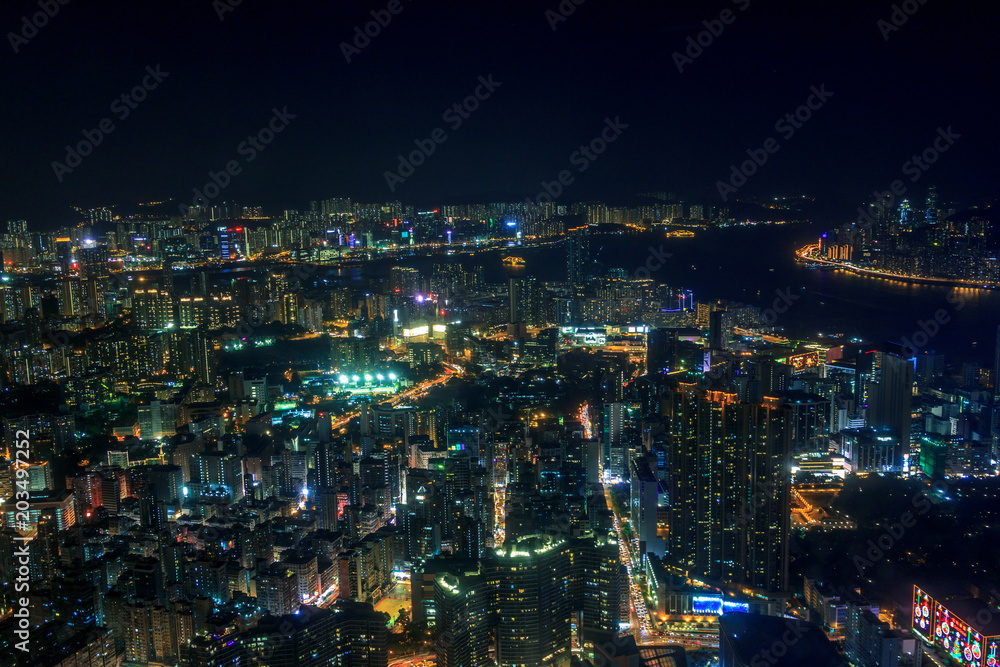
[1,0,997,228]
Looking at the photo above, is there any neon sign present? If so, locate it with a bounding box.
[912,586,933,637]
[934,602,983,667]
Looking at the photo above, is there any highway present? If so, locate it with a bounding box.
[603,484,652,639]
[602,484,720,654]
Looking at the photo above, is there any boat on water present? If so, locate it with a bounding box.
[502,256,526,267]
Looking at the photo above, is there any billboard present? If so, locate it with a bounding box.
[692,595,723,615]
[986,637,999,667]
[933,602,984,667]
[913,586,1000,667]
[913,586,933,637]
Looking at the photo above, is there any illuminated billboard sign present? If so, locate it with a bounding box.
[913,586,933,638]
[692,595,723,615]
[912,585,1000,667]
[934,602,984,667]
[559,327,608,347]
[689,596,749,616]
[986,638,999,667]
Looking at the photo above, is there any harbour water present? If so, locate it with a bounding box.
[359,222,1000,368]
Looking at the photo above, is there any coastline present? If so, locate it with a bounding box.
[795,244,995,291]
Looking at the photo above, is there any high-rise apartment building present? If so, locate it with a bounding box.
[858,343,915,467]
[482,533,623,667]
[663,384,791,593]
[567,226,591,285]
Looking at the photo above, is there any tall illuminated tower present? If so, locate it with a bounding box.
[489,535,572,667]
[663,384,791,593]
[566,226,590,285]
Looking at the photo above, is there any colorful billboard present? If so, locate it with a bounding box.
[692,595,723,615]
[912,586,1000,667]
[934,601,984,667]
[985,637,999,667]
[913,586,934,638]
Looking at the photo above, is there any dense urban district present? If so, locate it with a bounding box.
[0,194,999,667]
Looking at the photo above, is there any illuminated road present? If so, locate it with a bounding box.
[797,243,993,289]
[388,653,434,667]
[603,484,652,639]
[313,583,340,608]
[330,366,456,430]
[493,441,507,546]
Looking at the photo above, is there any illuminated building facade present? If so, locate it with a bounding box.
[567,226,591,285]
[663,384,790,593]
[482,533,623,667]
[434,571,492,667]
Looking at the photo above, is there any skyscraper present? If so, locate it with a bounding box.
[709,309,735,351]
[489,535,572,667]
[925,185,938,224]
[646,328,676,377]
[567,225,591,285]
[509,277,545,327]
[603,402,628,479]
[434,571,492,667]
[192,327,216,386]
[860,343,915,467]
[630,456,665,559]
[663,384,791,593]
[484,533,623,667]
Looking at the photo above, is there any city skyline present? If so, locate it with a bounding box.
[2,2,999,667]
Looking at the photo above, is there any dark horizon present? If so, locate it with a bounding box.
[1,0,997,229]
